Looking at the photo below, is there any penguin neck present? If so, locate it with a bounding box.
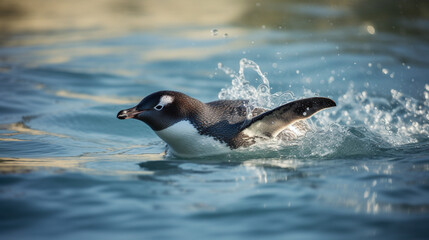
[180,97,210,124]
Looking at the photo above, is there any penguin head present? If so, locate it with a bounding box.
[117,91,200,131]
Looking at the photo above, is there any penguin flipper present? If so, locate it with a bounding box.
[239,97,336,138]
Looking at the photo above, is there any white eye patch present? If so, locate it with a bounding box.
[154,95,174,111]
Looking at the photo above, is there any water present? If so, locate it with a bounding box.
[1,0,429,239]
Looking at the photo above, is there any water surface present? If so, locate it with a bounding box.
[1,1,429,239]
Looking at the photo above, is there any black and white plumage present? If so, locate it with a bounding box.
[117,90,336,157]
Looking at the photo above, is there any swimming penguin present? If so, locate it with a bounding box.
[117,91,336,157]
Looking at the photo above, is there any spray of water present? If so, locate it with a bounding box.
[217,58,429,158]
[218,58,294,119]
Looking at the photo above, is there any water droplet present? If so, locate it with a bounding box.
[366,25,376,34]
[261,25,266,29]
[258,84,269,93]
[368,63,372,67]
[296,70,300,74]
[382,68,389,74]
[303,112,307,116]
[211,29,218,36]
[272,63,278,68]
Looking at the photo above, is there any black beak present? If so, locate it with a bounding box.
[117,107,144,119]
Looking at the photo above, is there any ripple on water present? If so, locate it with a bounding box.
[1,4,429,238]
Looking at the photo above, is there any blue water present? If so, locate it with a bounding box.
[1,1,429,239]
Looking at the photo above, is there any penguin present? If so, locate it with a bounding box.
[117,90,336,158]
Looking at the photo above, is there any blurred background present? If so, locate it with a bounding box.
[1,1,429,239]
[0,0,428,100]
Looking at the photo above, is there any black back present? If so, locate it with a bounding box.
[189,100,264,149]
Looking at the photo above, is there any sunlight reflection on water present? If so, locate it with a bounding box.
[1,0,429,239]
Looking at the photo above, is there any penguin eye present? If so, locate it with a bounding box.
[154,104,164,111]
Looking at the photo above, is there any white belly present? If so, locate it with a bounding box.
[155,120,232,158]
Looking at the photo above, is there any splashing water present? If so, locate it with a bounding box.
[218,58,271,107]
[210,29,218,36]
[217,59,429,158]
[218,58,295,118]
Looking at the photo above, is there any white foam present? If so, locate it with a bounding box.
[216,58,429,158]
